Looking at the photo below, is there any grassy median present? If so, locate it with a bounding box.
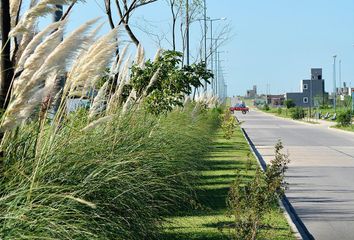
[161,126,295,240]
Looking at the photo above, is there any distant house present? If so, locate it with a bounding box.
[286,68,328,107]
[267,95,285,106]
[246,85,257,98]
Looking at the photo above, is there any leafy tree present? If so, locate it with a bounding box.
[130,50,213,115]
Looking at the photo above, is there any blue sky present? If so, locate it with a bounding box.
[42,0,354,96]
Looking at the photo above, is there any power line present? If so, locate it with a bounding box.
[93,0,106,14]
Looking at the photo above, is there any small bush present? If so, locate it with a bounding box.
[277,107,282,115]
[221,110,238,139]
[284,99,295,109]
[263,104,270,111]
[227,141,289,240]
[337,110,352,127]
[290,107,305,120]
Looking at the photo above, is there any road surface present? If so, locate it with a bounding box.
[236,110,354,240]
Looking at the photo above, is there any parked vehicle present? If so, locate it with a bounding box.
[229,103,249,114]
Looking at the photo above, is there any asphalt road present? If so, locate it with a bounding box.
[236,110,354,240]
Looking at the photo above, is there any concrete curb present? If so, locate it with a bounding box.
[236,116,315,240]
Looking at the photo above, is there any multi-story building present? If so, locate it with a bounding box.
[286,68,328,107]
[246,85,257,98]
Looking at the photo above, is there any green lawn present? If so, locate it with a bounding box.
[161,127,295,240]
[333,125,354,132]
[259,107,292,119]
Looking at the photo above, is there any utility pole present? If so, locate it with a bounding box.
[210,21,214,95]
[203,0,207,92]
[333,55,337,111]
[215,42,220,97]
[216,50,220,97]
[208,17,226,96]
[339,59,342,95]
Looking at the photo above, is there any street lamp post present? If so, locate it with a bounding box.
[203,0,207,92]
[333,55,337,111]
[204,18,226,95]
[339,59,342,95]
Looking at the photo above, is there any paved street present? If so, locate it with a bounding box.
[236,110,354,240]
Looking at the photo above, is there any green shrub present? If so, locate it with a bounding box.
[227,141,289,240]
[290,107,305,120]
[337,110,352,127]
[263,104,270,111]
[221,110,238,139]
[277,107,282,115]
[284,99,295,109]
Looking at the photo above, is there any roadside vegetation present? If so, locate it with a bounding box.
[0,1,221,238]
[255,95,354,131]
[162,113,295,240]
[0,1,297,239]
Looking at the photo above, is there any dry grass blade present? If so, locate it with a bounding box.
[16,20,66,71]
[82,115,113,132]
[89,81,109,118]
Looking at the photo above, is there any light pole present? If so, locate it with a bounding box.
[208,17,226,95]
[203,0,207,92]
[208,36,226,96]
[333,55,337,111]
[215,50,226,98]
[196,16,226,94]
[339,59,342,95]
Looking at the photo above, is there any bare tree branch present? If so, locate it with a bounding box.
[61,1,77,21]
[104,0,116,29]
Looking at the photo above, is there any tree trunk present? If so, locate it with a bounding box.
[123,23,139,46]
[0,0,14,108]
[172,17,176,51]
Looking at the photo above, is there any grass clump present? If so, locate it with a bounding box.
[0,105,220,239]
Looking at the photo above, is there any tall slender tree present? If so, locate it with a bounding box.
[0,0,14,108]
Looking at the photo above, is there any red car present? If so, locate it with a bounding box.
[229,104,249,114]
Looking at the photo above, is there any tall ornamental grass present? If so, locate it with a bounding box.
[1,2,221,239]
[0,104,220,239]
